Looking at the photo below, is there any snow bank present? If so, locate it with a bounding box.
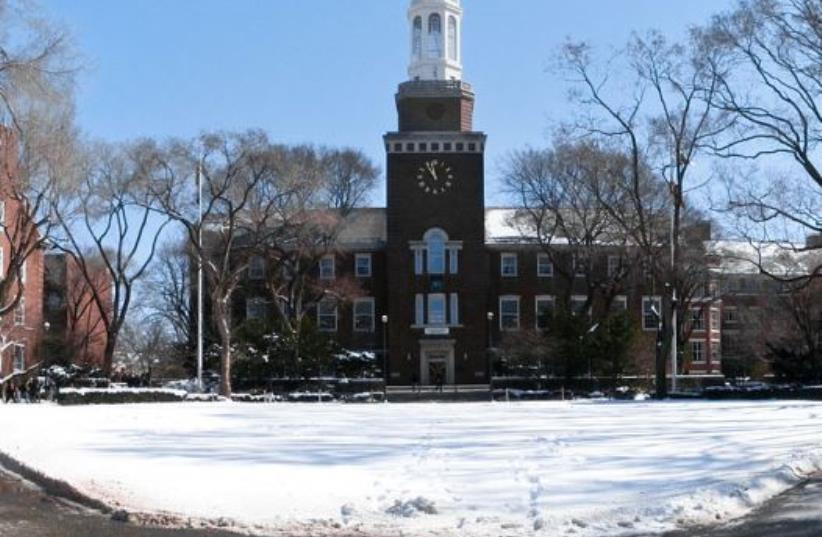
[0,400,821,536]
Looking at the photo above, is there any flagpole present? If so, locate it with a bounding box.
[196,160,204,392]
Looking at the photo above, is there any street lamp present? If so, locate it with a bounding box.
[581,323,599,380]
[486,311,494,383]
[381,314,388,400]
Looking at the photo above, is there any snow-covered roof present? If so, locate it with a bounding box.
[706,240,819,276]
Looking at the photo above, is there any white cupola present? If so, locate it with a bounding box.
[408,0,463,81]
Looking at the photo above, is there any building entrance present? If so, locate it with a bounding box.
[420,343,455,385]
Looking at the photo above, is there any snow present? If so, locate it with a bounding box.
[0,400,821,536]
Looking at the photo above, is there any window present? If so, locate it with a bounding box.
[412,16,422,58]
[448,248,459,274]
[499,296,520,330]
[607,256,621,278]
[642,296,661,331]
[691,340,705,362]
[710,309,720,331]
[690,308,704,331]
[245,297,266,321]
[428,293,446,325]
[248,256,265,280]
[723,307,738,325]
[319,255,335,280]
[449,293,459,325]
[425,229,446,274]
[415,294,424,325]
[12,345,24,372]
[573,254,587,278]
[428,14,442,58]
[570,295,588,316]
[353,298,375,332]
[355,254,372,277]
[317,300,338,332]
[537,254,553,277]
[447,15,458,60]
[611,295,628,313]
[500,253,517,277]
[710,342,721,363]
[535,296,555,330]
[14,297,24,325]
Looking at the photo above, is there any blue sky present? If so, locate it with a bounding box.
[47,0,735,206]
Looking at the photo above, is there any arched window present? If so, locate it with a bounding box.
[412,17,422,59]
[448,16,458,61]
[428,13,442,58]
[424,228,447,274]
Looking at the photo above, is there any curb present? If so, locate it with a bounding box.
[0,449,113,514]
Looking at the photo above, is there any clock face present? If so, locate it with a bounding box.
[416,159,455,195]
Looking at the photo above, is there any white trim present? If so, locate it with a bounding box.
[319,255,335,280]
[499,295,520,331]
[13,296,24,326]
[449,292,459,325]
[353,297,375,332]
[500,253,517,277]
[317,299,338,332]
[355,253,372,278]
[537,253,553,277]
[415,294,425,326]
[611,295,628,312]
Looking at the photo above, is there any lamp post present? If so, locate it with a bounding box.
[381,314,388,400]
[486,311,494,383]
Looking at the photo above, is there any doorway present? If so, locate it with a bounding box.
[420,344,455,385]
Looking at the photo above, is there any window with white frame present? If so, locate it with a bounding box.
[537,253,553,277]
[353,298,375,332]
[535,296,555,330]
[428,293,446,325]
[14,296,24,325]
[691,340,705,362]
[449,293,459,325]
[448,248,459,274]
[710,341,721,362]
[710,309,720,331]
[319,255,335,280]
[607,256,621,278]
[245,297,266,320]
[317,300,338,331]
[642,296,661,331]
[499,296,520,330]
[570,295,588,316]
[500,253,517,277]
[248,255,265,280]
[690,308,704,331]
[611,295,628,313]
[355,253,372,277]
[12,345,24,372]
[426,230,446,274]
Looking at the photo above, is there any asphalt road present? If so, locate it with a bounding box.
[0,469,245,537]
[661,477,822,537]
[1,465,820,537]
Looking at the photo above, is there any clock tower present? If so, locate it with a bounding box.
[383,0,489,386]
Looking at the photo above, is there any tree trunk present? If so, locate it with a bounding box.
[213,296,233,396]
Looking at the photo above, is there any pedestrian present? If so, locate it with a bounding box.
[411,372,419,393]
[28,376,39,403]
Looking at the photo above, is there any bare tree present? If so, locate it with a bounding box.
[145,241,194,345]
[558,31,727,396]
[0,1,79,351]
[51,143,171,374]
[698,0,822,279]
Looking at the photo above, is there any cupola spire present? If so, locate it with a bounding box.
[408,0,463,81]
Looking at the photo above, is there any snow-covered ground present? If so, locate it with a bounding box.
[0,400,821,536]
